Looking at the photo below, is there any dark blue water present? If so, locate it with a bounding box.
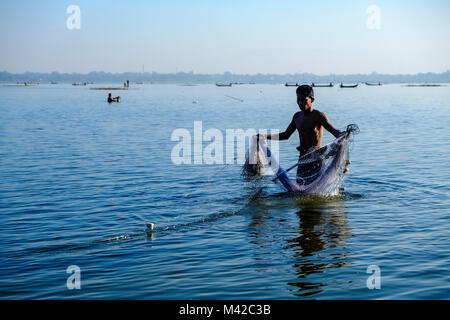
[0,83,449,299]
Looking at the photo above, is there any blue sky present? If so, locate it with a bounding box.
[0,0,449,74]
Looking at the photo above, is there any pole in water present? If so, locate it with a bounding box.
[146,223,155,231]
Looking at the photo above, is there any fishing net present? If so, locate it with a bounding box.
[346,124,360,135]
[242,136,268,178]
[243,124,359,196]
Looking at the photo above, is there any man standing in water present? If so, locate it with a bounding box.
[257,85,346,185]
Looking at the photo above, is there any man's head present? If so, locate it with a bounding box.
[108,93,112,97]
[296,85,314,111]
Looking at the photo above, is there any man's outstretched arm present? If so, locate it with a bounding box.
[258,116,296,140]
[320,112,345,138]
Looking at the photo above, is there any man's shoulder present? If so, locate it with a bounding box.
[293,111,303,119]
[313,109,327,119]
[312,108,323,114]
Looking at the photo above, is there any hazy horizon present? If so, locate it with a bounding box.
[2,70,450,76]
[1,1,449,75]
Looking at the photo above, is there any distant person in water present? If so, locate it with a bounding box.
[107,93,120,103]
[257,85,348,185]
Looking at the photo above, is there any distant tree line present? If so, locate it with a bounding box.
[0,70,449,84]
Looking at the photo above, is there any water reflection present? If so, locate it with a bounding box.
[288,200,352,296]
[247,195,352,297]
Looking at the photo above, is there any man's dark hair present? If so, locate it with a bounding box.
[296,85,314,99]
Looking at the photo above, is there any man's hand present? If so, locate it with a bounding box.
[255,133,267,140]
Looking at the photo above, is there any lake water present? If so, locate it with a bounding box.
[0,83,449,299]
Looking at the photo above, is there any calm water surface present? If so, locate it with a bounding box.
[0,83,449,299]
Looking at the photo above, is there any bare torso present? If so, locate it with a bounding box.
[294,110,324,153]
[279,109,342,155]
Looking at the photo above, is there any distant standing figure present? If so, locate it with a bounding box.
[107,93,120,103]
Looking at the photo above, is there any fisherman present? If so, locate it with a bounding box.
[107,93,120,103]
[257,85,348,185]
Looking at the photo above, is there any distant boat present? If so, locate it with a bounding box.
[216,83,232,87]
[365,82,382,86]
[340,83,358,88]
[285,83,298,87]
[50,81,58,84]
[72,82,87,86]
[24,82,38,87]
[312,82,334,87]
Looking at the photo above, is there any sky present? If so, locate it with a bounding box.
[0,0,449,75]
